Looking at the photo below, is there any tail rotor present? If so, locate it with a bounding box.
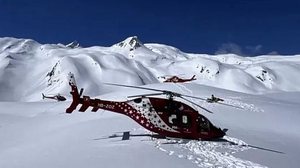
[79,88,84,97]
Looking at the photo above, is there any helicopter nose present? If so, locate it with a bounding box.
[219,128,226,137]
[214,128,226,139]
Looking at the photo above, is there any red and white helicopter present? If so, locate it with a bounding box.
[66,73,232,140]
[160,75,196,83]
[158,75,196,83]
[42,93,66,101]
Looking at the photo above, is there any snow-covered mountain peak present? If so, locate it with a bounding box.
[0,37,40,54]
[66,40,80,48]
[114,36,144,51]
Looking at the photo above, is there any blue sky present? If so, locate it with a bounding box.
[0,0,300,56]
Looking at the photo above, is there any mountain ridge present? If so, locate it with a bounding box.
[0,36,300,101]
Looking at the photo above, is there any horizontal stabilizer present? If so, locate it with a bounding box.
[91,107,99,112]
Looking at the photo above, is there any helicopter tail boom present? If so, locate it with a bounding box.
[66,72,122,114]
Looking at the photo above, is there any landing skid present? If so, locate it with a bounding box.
[94,131,166,141]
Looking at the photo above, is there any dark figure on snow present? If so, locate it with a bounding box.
[206,94,224,103]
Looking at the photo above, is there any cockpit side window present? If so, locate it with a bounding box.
[198,116,210,132]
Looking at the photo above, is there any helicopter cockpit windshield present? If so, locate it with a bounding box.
[198,116,210,133]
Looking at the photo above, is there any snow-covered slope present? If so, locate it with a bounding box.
[1,36,300,101]
[0,84,299,168]
[1,36,300,168]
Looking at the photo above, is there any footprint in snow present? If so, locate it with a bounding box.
[153,137,267,168]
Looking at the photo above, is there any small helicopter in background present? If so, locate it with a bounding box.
[159,75,196,83]
[65,73,241,141]
[42,93,66,101]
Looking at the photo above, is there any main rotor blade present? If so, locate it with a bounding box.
[181,94,243,110]
[106,83,240,110]
[216,102,244,110]
[180,94,207,101]
[180,96,213,114]
[104,83,165,93]
[128,93,165,98]
[105,83,206,100]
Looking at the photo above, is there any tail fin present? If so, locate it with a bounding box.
[42,93,45,99]
[191,75,196,80]
[66,72,83,113]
